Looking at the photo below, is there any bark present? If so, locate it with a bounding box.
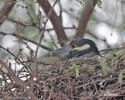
[75,0,98,39]
[38,0,68,46]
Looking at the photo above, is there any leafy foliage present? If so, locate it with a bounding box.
[69,64,94,77]
[99,59,111,75]
[118,69,125,84]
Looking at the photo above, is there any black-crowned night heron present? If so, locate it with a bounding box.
[44,38,99,60]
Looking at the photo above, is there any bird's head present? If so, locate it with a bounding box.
[44,38,99,60]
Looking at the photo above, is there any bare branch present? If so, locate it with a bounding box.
[0,31,52,51]
[0,0,16,26]
[0,60,38,100]
[8,18,76,31]
[75,0,98,39]
[38,0,68,46]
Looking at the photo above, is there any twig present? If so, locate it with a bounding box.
[75,0,98,38]
[0,31,52,51]
[34,0,59,78]
[59,63,74,100]
[34,0,59,59]
[0,45,29,75]
[38,0,68,46]
[0,0,16,25]
[0,60,38,100]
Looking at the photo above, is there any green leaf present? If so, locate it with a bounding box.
[69,64,95,78]
[75,67,80,78]
[69,64,81,77]
[118,71,123,84]
[99,59,109,75]
[118,69,125,84]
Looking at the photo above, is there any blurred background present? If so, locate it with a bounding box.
[0,0,125,60]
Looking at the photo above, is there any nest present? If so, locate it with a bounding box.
[0,49,125,100]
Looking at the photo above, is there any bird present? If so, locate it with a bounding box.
[43,38,100,60]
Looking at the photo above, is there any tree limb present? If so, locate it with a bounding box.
[38,0,68,46]
[0,0,16,26]
[75,0,98,39]
[0,31,52,51]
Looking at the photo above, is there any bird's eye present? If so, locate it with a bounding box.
[70,44,77,49]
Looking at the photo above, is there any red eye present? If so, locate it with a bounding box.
[71,44,77,49]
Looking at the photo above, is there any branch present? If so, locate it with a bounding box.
[75,0,98,39]
[0,60,38,100]
[0,0,16,26]
[34,0,58,61]
[8,18,76,31]
[0,31,52,51]
[38,0,68,46]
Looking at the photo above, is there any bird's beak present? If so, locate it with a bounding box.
[44,46,72,58]
[72,44,90,51]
